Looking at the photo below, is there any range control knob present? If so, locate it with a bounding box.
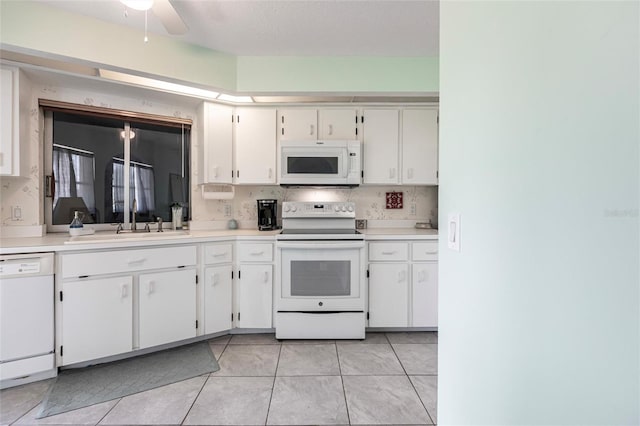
[291,206,297,212]
[341,206,347,212]
[334,205,340,212]
[284,205,291,212]
[347,205,354,212]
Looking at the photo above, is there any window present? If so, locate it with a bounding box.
[43,104,191,231]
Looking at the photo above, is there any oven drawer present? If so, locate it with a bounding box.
[368,242,409,261]
[237,243,273,262]
[412,242,439,261]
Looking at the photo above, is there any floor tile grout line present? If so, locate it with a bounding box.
[335,343,353,426]
[93,395,124,426]
[179,367,216,425]
[263,343,283,425]
[8,392,52,426]
[406,375,437,426]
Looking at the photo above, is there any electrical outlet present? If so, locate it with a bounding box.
[11,206,22,221]
[410,203,417,216]
[223,204,232,217]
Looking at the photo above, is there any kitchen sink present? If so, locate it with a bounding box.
[65,230,191,244]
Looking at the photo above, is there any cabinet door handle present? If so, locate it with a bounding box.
[147,280,155,295]
[213,166,219,178]
[328,124,333,135]
[408,168,414,179]
[310,124,314,135]
[389,168,396,179]
[127,257,147,264]
[212,273,219,286]
[398,270,406,282]
[268,168,273,179]
[381,251,396,255]
[263,271,269,283]
[419,270,427,282]
[120,283,128,298]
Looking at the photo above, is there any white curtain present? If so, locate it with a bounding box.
[53,146,95,211]
[112,159,155,213]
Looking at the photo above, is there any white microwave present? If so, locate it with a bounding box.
[279,140,361,186]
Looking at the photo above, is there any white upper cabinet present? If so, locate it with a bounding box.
[319,109,358,139]
[234,107,277,184]
[362,109,400,184]
[279,109,317,140]
[0,65,29,177]
[197,102,233,184]
[279,109,357,140]
[402,109,438,185]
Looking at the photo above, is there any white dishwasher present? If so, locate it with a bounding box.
[0,252,56,388]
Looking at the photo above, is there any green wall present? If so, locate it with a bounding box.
[0,1,437,94]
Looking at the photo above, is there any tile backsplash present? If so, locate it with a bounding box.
[193,185,438,226]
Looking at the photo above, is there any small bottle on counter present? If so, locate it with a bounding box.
[69,211,84,236]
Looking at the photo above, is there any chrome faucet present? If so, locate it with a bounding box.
[131,198,137,231]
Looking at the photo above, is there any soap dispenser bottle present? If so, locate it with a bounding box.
[69,211,84,235]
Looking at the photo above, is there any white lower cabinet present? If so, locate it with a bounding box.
[235,242,274,329]
[61,276,133,365]
[411,262,438,327]
[57,245,197,366]
[367,240,438,328]
[139,269,197,349]
[203,264,233,334]
[368,263,409,327]
[236,264,273,328]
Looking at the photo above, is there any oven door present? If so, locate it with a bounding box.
[276,241,365,311]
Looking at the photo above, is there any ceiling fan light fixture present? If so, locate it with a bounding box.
[120,0,154,11]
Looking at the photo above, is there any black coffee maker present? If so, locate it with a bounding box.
[257,199,278,231]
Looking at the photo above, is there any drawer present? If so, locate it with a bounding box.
[412,241,439,261]
[61,246,197,278]
[204,243,233,264]
[237,243,273,262]
[368,242,409,261]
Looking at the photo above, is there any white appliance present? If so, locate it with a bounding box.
[0,253,56,388]
[275,201,365,339]
[279,140,361,186]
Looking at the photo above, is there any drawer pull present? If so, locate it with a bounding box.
[424,250,438,255]
[127,257,147,264]
[212,252,228,258]
[250,251,264,256]
[381,251,397,255]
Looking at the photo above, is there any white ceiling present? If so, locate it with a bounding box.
[34,0,439,57]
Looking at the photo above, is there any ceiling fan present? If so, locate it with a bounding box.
[120,0,188,35]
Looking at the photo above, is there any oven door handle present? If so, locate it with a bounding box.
[277,242,364,250]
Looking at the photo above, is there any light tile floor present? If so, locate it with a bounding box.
[0,332,437,426]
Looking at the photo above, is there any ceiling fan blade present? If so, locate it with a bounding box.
[152,0,188,35]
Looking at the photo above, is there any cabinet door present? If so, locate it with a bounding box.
[362,109,399,184]
[402,109,438,185]
[61,276,133,365]
[204,265,232,334]
[0,67,15,176]
[319,109,357,139]
[279,109,317,140]
[412,263,438,327]
[368,263,409,327]
[198,102,233,184]
[237,264,272,328]
[139,269,196,349]
[234,108,277,184]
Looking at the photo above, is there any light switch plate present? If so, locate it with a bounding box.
[448,213,460,251]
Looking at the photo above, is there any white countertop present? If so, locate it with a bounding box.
[0,227,437,255]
